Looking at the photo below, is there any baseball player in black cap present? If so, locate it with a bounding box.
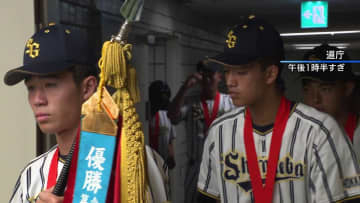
[5,23,98,203]
[301,44,360,162]
[301,44,358,139]
[197,15,360,203]
[167,59,235,203]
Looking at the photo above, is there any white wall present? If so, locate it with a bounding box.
[0,1,35,202]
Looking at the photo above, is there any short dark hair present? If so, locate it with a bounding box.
[69,64,99,86]
[256,57,285,92]
[149,80,171,102]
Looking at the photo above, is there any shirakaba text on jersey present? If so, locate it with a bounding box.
[223,151,305,192]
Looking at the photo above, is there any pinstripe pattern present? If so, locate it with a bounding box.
[313,145,333,202]
[40,154,47,191]
[219,125,228,203]
[262,139,266,153]
[26,167,31,200]
[182,94,235,203]
[9,146,62,203]
[340,127,360,174]
[236,186,239,203]
[9,175,21,202]
[210,108,245,130]
[295,110,345,174]
[294,109,348,198]
[279,183,283,203]
[197,103,360,203]
[289,118,301,203]
[304,126,313,203]
[204,155,212,192]
[309,178,316,193]
[232,119,238,151]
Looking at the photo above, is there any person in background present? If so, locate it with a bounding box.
[148,80,176,169]
[301,44,360,158]
[197,16,360,203]
[167,60,235,203]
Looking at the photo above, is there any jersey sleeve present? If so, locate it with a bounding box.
[310,116,360,203]
[197,129,220,200]
[9,170,29,203]
[353,122,360,164]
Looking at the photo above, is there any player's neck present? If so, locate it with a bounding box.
[247,91,283,126]
[55,126,78,156]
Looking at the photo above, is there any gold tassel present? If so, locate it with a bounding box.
[127,65,141,104]
[96,39,147,203]
[120,89,147,203]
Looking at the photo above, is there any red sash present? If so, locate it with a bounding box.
[244,97,291,203]
[149,112,160,151]
[201,92,220,132]
[47,148,59,189]
[345,113,357,142]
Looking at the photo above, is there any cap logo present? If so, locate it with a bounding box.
[25,38,40,58]
[226,30,237,48]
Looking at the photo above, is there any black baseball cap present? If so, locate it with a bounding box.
[209,15,284,66]
[4,23,94,86]
[300,44,355,82]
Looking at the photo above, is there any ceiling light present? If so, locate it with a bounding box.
[280,30,360,37]
[290,43,349,50]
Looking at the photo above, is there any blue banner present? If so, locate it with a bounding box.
[73,131,116,203]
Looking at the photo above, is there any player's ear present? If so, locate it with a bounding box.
[81,76,97,102]
[264,65,279,85]
[345,80,355,97]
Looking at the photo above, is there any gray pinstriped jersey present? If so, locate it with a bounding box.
[173,93,235,203]
[178,93,234,164]
[198,103,360,203]
[350,121,360,164]
[9,145,63,203]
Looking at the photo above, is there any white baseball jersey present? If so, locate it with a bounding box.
[149,110,176,160]
[198,103,360,203]
[10,145,64,203]
[352,120,360,163]
[173,93,235,203]
[176,93,235,164]
[10,144,171,203]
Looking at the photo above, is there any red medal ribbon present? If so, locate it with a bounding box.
[149,112,160,151]
[47,148,59,189]
[345,113,357,142]
[201,92,220,132]
[244,96,291,203]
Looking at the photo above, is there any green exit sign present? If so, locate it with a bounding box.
[301,1,328,28]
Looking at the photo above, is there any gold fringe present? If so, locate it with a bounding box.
[120,89,146,203]
[96,40,147,202]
